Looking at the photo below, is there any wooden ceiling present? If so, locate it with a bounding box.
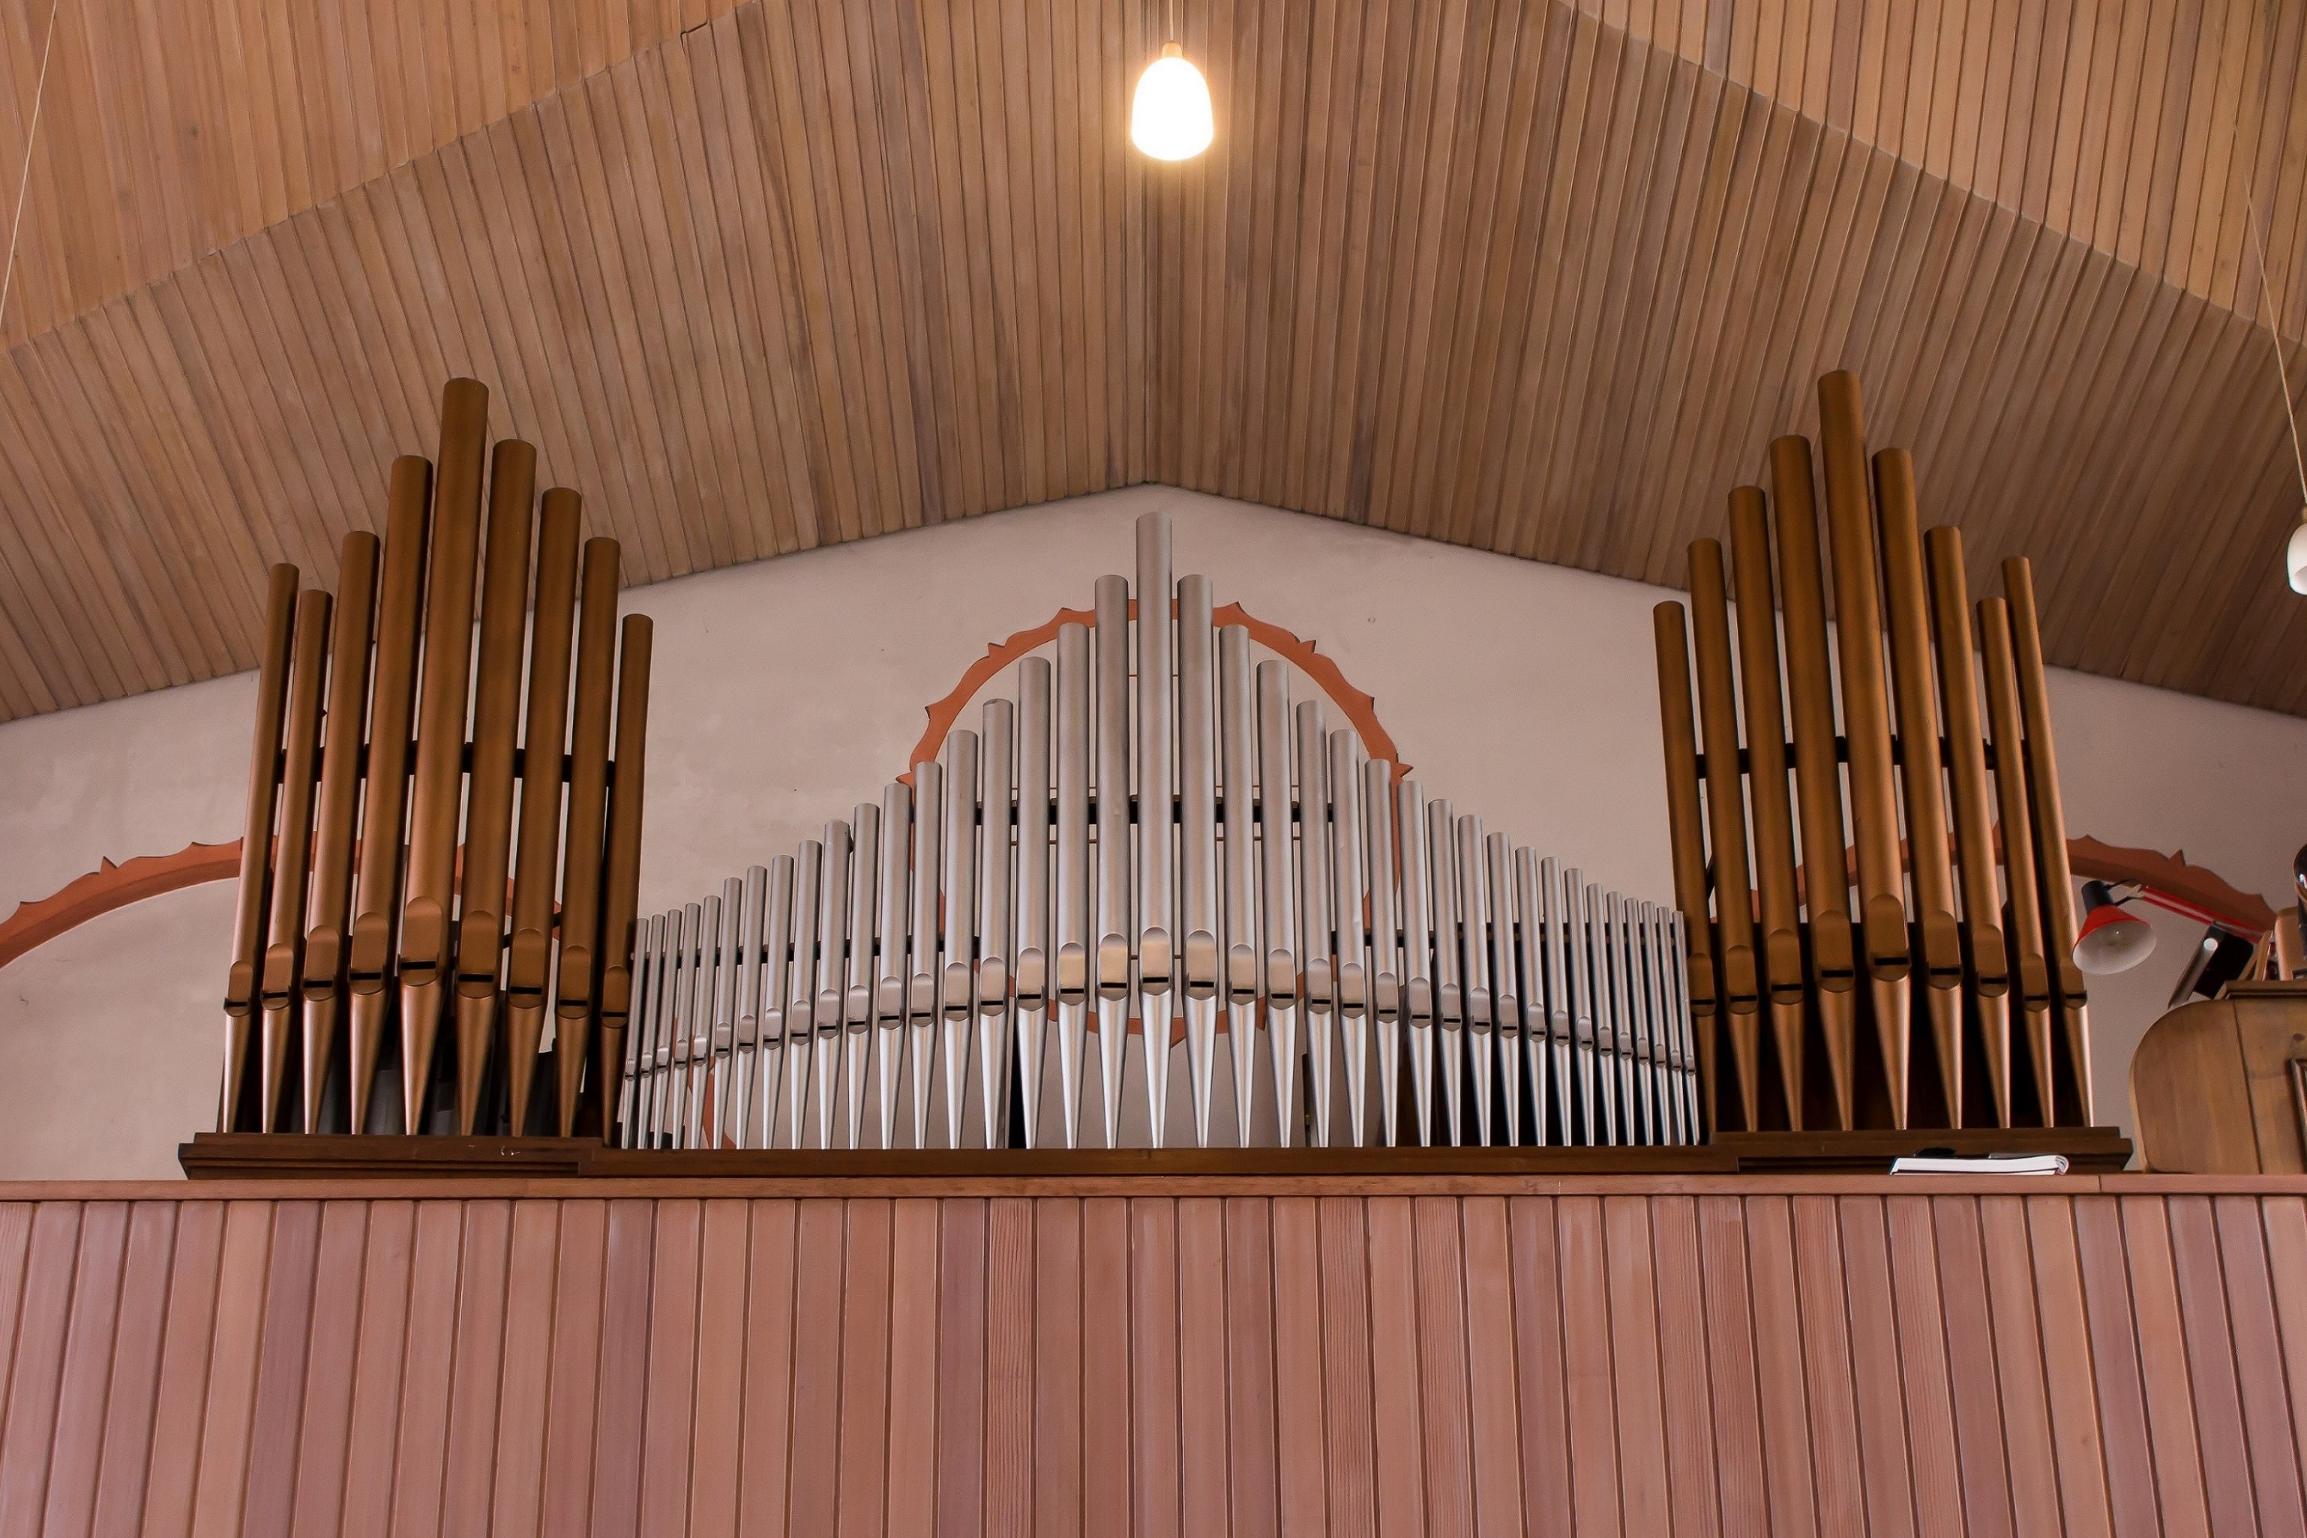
[1,0,2304,721]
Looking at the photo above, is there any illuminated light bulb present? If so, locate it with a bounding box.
[1130,42,1214,161]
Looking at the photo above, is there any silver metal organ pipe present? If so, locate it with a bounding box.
[810,821,851,1151]
[1328,731,1370,1148]
[1057,623,1095,1148]
[905,762,942,1148]
[1090,584,1130,1149]
[1428,799,1463,1146]
[1539,858,1574,1140]
[977,701,1018,1148]
[1456,815,1492,1146]
[1485,833,1519,1146]
[1567,872,1599,1144]
[784,840,822,1152]
[1218,626,1261,1147]
[1397,780,1436,1147]
[1014,659,1054,1149]
[756,855,795,1151]
[874,784,911,1148]
[1294,701,1334,1145]
[1363,759,1402,1146]
[843,801,880,1149]
[1177,574,1221,1147]
[712,878,742,1146]
[939,731,981,1148]
[675,901,704,1149]
[624,912,662,1147]
[731,865,768,1149]
[1135,516,1177,1146]
[1513,850,1551,1147]
[1255,662,1300,1145]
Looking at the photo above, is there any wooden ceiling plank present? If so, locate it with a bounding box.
[684,21,813,556]
[546,76,694,576]
[1568,49,1716,576]
[1481,9,1606,556]
[1560,41,1697,573]
[1320,0,1418,521]
[0,374,104,709]
[605,56,741,570]
[1430,0,1566,545]
[1023,0,1076,501]
[1494,10,1624,559]
[1280,0,1365,516]
[830,0,930,531]
[1226,0,1283,507]
[1047,0,1096,503]
[73,298,248,680]
[1250,0,1311,510]
[1375,0,1494,535]
[973,0,1046,510]
[579,65,715,571]
[2,334,192,690]
[631,44,751,569]
[904,0,994,521]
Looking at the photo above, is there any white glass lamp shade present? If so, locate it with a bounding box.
[1130,43,1214,161]
[2288,515,2307,595]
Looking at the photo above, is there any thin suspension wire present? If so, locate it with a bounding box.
[0,0,63,338]
[2233,0,2307,506]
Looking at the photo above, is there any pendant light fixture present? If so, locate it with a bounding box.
[1130,0,1212,161]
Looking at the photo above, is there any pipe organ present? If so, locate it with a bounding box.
[620,513,1697,1152]
[222,380,653,1139]
[1655,370,2090,1136]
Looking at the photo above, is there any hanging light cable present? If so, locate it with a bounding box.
[2231,8,2307,592]
[1130,0,1213,161]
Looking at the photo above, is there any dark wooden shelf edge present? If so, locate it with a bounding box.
[1714,1125,2133,1172]
[182,1132,1739,1179]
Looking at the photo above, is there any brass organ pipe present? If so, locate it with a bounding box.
[1650,603,1719,1136]
[504,491,582,1135]
[259,589,333,1132]
[1817,370,1914,1127]
[454,439,538,1134]
[596,613,653,1141]
[1688,538,1762,1131]
[2003,559,2089,1123]
[1727,490,1806,1128]
[398,378,490,1130]
[1979,598,2056,1125]
[347,459,433,1133]
[553,538,621,1134]
[1924,528,2013,1126]
[1872,448,1965,1124]
[302,531,379,1131]
[223,563,299,1131]
[1767,435,1857,1128]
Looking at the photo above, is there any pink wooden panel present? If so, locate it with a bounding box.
[0,1185,2300,1536]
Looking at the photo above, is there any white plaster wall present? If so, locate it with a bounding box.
[3,486,2301,1175]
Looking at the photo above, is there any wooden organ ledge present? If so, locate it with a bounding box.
[0,1170,2296,1535]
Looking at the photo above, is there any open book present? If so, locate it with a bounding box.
[1889,1153,2071,1176]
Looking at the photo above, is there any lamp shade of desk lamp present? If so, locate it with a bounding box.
[2074,880,2157,975]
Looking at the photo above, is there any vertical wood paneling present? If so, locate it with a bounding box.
[0,1187,2299,1535]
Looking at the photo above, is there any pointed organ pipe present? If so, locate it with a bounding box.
[225,563,298,1132]
[301,532,379,1132]
[1090,582,1130,1149]
[1255,663,1301,1145]
[1056,623,1096,1148]
[1726,489,1807,1129]
[503,493,581,1136]
[1219,627,1262,1147]
[1873,448,1965,1124]
[1294,702,1335,1145]
[1768,435,1857,1129]
[1013,660,1054,1149]
[399,379,489,1132]
[1177,574,1221,1147]
[346,461,432,1135]
[552,538,622,1136]
[1924,529,2013,1127]
[976,702,1018,1149]
[259,589,333,1133]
